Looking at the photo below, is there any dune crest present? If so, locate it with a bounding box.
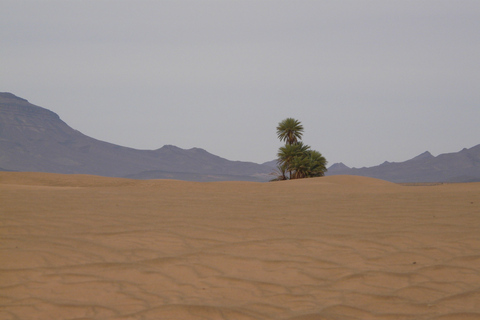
[283,174,399,186]
[1,172,479,320]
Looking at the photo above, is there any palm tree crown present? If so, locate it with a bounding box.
[276,118,304,145]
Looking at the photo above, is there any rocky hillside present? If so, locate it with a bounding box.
[0,92,273,181]
[327,145,480,183]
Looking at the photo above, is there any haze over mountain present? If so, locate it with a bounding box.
[326,145,480,183]
[0,92,272,182]
[1,92,479,183]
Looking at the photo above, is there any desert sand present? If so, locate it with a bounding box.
[1,172,479,320]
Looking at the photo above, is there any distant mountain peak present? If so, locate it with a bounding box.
[188,147,209,153]
[159,144,181,150]
[0,92,28,101]
[0,92,59,119]
[157,145,212,156]
[412,151,434,161]
[328,162,351,171]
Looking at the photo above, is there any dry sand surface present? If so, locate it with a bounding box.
[1,172,479,320]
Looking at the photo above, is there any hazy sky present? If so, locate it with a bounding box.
[2,1,479,167]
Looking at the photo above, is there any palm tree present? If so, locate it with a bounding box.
[307,150,327,177]
[299,150,328,178]
[273,118,328,180]
[276,118,304,145]
[277,142,310,179]
[289,156,308,179]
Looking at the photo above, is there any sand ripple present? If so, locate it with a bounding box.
[1,173,479,319]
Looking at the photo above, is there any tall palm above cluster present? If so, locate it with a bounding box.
[273,118,327,181]
[277,118,304,145]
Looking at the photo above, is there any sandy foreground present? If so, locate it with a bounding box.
[1,172,479,320]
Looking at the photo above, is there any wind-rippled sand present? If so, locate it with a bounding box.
[1,172,479,320]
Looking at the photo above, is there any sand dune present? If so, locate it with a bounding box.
[1,172,479,320]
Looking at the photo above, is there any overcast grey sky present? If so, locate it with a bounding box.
[2,1,479,167]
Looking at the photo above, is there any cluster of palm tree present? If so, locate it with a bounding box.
[272,118,327,181]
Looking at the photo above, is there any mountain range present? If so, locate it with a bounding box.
[1,92,479,183]
[0,92,272,182]
[326,146,480,183]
